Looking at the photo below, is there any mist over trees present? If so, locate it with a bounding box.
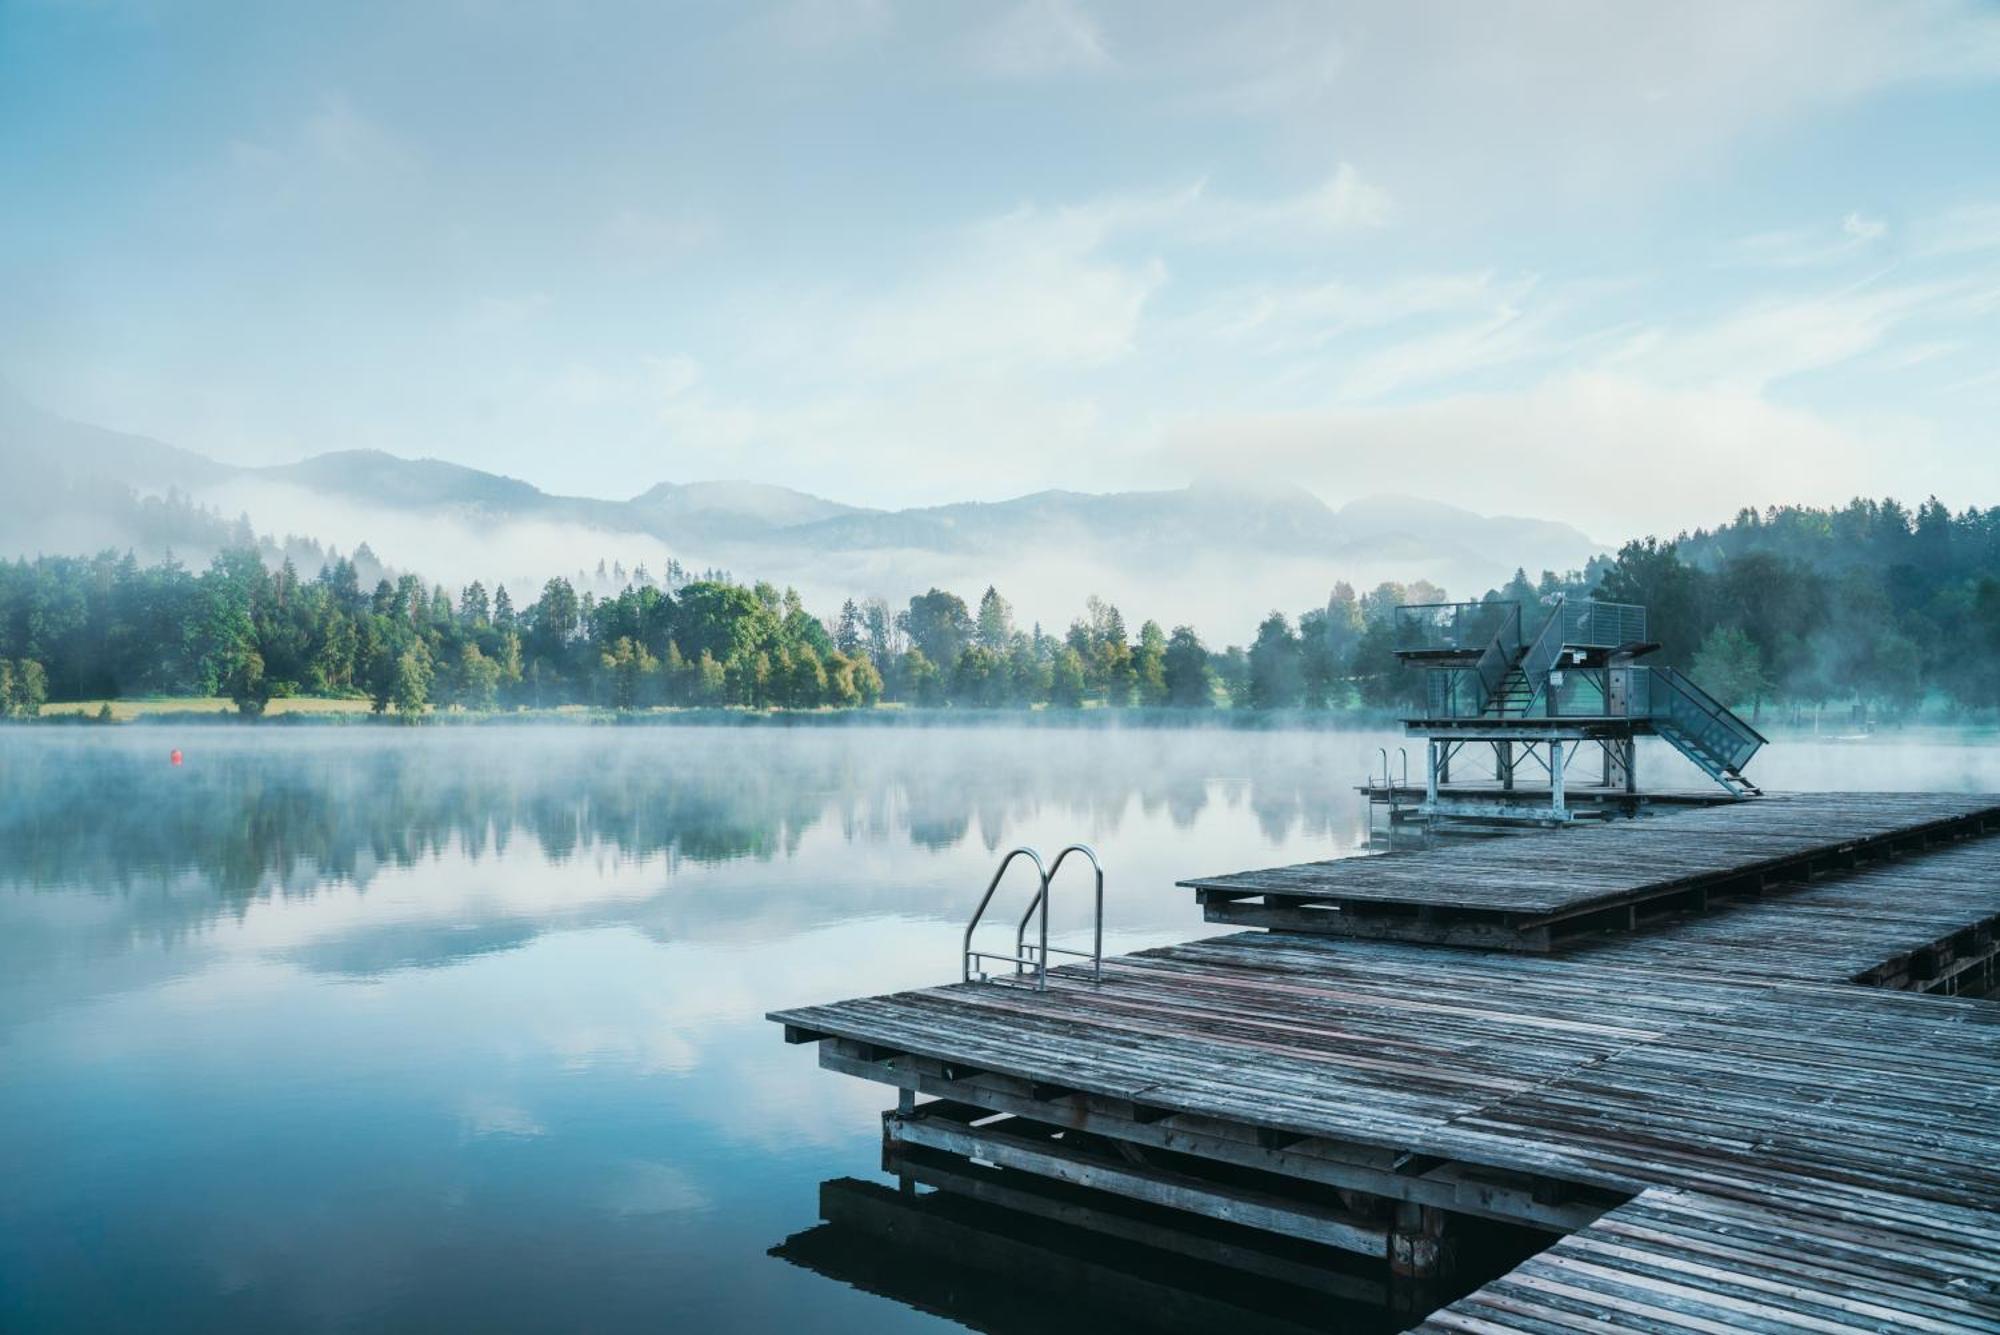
[0,496,1994,720]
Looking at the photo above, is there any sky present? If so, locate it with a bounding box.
[3,0,1998,537]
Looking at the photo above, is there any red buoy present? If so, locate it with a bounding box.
[170,749,183,767]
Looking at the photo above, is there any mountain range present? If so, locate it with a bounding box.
[0,389,1605,639]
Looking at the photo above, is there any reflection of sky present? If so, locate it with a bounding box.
[1,724,1394,1334]
[3,725,1996,1333]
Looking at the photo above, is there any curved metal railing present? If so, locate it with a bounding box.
[962,844,1104,991]
[1014,843,1104,984]
[962,846,1047,983]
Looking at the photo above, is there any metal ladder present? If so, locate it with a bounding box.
[961,844,1104,991]
[1368,745,1410,798]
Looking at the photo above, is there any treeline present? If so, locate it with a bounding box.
[0,545,1440,717]
[1566,497,2000,716]
[0,495,1994,719]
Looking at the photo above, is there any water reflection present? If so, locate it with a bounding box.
[3,724,1995,1334]
[0,727,1375,900]
[774,1173,1400,1335]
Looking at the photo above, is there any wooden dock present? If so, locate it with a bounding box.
[1185,792,2000,949]
[770,792,2000,1331]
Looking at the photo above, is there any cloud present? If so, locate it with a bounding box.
[1174,163,1391,243]
[1156,371,1897,536]
[763,0,894,52]
[745,166,1388,383]
[458,293,551,336]
[194,474,685,593]
[225,95,420,199]
[835,199,1166,376]
[1920,202,2000,256]
[1726,212,1890,268]
[1599,279,1984,393]
[1189,272,1506,351]
[973,0,1111,77]
[596,208,715,274]
[600,1160,710,1216]
[1152,1,2000,207]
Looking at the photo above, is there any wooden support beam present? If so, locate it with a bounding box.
[815,1046,1611,1233]
[885,1144,1391,1307]
[890,1113,1392,1259]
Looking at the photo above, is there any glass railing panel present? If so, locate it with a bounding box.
[1393,601,1518,653]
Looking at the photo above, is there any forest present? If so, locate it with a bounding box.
[0,496,1995,720]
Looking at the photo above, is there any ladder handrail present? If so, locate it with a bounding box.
[1014,843,1105,984]
[962,846,1047,983]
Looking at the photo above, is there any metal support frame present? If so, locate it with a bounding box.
[1409,730,1633,827]
[1550,740,1565,816]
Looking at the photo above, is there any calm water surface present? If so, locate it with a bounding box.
[3,724,1996,1333]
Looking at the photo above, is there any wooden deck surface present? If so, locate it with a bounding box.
[1411,1184,2000,1334]
[1183,791,2000,947]
[1563,833,2000,991]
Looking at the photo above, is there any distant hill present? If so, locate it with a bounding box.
[0,391,1605,638]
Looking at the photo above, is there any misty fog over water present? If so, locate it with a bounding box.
[2,725,1997,1333]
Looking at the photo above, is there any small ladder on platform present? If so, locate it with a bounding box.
[962,844,1104,991]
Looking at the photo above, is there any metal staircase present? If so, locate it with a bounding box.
[1485,665,1535,718]
[1642,667,1766,795]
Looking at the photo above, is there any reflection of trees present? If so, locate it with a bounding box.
[0,726,1386,910]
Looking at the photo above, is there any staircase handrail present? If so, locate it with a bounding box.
[1646,666,1768,773]
[1471,603,1523,712]
[1517,596,1570,714]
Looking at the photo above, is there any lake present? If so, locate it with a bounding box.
[3,724,1997,1333]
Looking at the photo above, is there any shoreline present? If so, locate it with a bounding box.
[9,700,1997,738]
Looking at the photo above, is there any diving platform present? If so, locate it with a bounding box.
[771,792,2000,1331]
[1390,597,1769,823]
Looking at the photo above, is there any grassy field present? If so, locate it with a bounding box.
[36,696,382,720]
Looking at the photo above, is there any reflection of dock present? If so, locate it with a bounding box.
[771,792,2000,1329]
[773,1172,1402,1335]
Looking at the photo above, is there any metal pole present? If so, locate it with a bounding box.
[1037,864,1050,992]
[1092,865,1103,982]
[1550,740,1566,816]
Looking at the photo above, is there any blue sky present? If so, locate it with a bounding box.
[3,0,1997,536]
